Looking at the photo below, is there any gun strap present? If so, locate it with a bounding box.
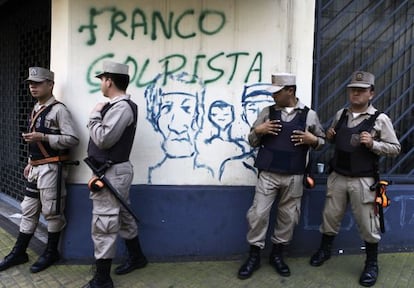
[30,101,63,159]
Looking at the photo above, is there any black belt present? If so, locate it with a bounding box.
[25,181,39,198]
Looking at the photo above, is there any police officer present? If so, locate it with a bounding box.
[84,61,147,288]
[0,67,79,273]
[238,73,325,279]
[309,71,401,287]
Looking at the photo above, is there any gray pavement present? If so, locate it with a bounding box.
[0,199,413,287]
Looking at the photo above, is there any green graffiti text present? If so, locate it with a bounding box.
[79,7,226,45]
[86,51,263,92]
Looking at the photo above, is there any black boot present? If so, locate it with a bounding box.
[30,232,61,273]
[269,243,290,277]
[310,234,335,267]
[0,232,32,271]
[359,242,379,287]
[115,236,148,275]
[237,245,260,279]
[83,259,114,288]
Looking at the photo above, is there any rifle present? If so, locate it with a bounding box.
[56,160,79,215]
[370,180,391,233]
[83,157,140,223]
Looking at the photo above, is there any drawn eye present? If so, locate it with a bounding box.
[161,103,172,114]
[181,105,191,114]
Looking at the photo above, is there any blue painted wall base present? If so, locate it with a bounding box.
[61,183,414,261]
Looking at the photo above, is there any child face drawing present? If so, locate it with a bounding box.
[210,105,234,130]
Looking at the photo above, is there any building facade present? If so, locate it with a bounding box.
[0,0,413,260]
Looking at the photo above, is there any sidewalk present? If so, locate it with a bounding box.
[0,204,413,287]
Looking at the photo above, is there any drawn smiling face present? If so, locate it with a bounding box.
[158,92,198,158]
[208,100,234,131]
[210,105,233,130]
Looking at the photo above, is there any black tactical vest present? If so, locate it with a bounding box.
[87,100,138,166]
[330,110,380,177]
[28,102,68,160]
[254,106,309,174]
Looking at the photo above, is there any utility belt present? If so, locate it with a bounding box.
[29,155,70,166]
[87,157,128,170]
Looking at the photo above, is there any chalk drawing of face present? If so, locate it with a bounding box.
[209,100,234,131]
[145,72,205,159]
[241,83,275,127]
[158,92,198,158]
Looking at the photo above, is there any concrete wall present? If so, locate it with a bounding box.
[48,0,319,260]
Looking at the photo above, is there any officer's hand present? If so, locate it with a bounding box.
[22,132,44,143]
[291,130,318,146]
[254,120,281,136]
[23,163,31,179]
[360,131,374,148]
[326,127,336,140]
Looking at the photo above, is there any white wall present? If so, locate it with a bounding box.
[51,0,316,185]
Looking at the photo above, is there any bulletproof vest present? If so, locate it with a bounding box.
[254,106,309,174]
[87,99,138,166]
[330,110,380,177]
[28,101,69,160]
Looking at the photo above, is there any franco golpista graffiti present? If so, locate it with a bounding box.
[78,4,277,185]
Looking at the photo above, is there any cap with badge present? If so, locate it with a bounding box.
[347,71,375,88]
[267,73,296,93]
[26,67,54,82]
[96,61,129,78]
